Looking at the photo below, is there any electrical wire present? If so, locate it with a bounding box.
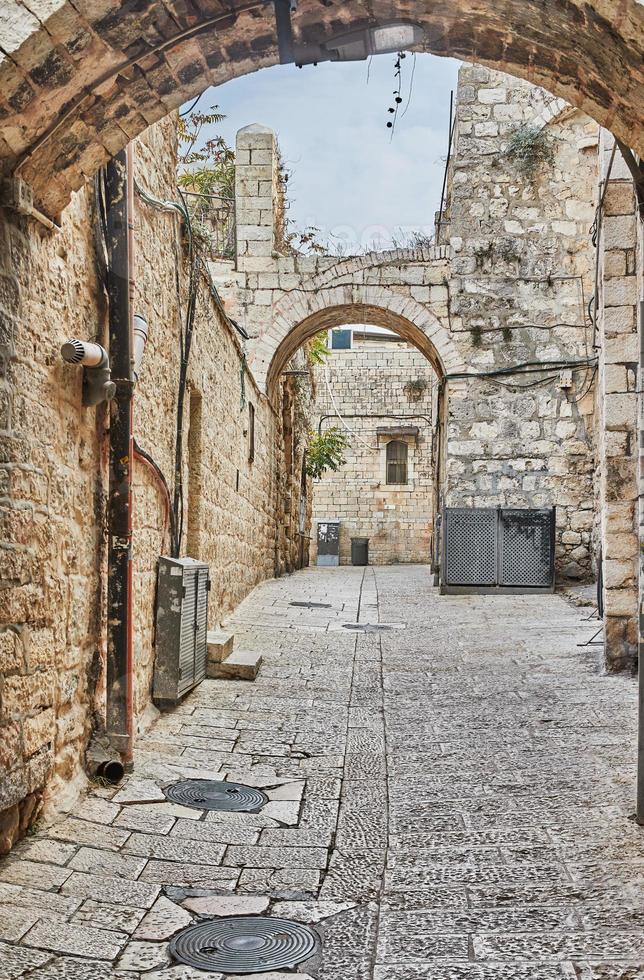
[590,142,617,348]
[133,177,197,557]
[133,440,176,549]
[323,361,377,452]
[445,356,597,382]
[400,53,417,119]
[180,93,203,117]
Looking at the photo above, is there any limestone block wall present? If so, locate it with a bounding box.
[228,92,602,582]
[595,134,640,670]
[310,341,436,565]
[0,172,105,847]
[0,114,308,850]
[443,65,600,580]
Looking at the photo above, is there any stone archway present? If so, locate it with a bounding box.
[0,0,642,216]
[255,286,467,398]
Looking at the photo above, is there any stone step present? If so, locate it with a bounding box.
[210,649,262,682]
[207,630,235,668]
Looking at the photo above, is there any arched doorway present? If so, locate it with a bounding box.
[265,300,466,571]
[1,1,642,216]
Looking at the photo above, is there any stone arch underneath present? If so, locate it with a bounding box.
[255,286,466,400]
[1,0,642,216]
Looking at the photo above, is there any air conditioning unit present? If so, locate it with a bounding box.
[153,556,210,708]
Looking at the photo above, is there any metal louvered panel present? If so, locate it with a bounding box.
[178,568,197,696]
[154,556,210,708]
[194,568,209,684]
[500,509,554,587]
[444,507,497,585]
[441,507,555,594]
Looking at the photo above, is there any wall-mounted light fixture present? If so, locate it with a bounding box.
[273,0,424,66]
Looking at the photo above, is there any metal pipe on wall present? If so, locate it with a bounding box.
[638,296,644,824]
[104,148,135,766]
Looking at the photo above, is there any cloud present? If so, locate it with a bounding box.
[191,54,461,251]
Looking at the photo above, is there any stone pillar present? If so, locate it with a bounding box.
[597,132,640,671]
[234,123,278,273]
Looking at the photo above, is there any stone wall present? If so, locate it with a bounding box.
[0,114,308,851]
[595,134,640,670]
[310,337,437,565]
[0,0,642,218]
[215,72,643,665]
[442,65,600,581]
[226,75,601,582]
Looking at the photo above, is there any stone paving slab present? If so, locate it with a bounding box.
[0,565,642,977]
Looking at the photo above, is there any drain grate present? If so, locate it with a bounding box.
[163,779,268,812]
[342,623,393,633]
[169,916,319,974]
[290,601,332,609]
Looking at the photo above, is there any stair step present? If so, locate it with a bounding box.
[210,649,262,682]
[207,630,235,666]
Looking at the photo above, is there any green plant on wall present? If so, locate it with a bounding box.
[504,124,555,181]
[305,427,349,480]
[403,378,428,402]
[308,331,330,366]
[177,106,235,199]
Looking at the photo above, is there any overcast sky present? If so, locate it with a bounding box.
[189,54,461,253]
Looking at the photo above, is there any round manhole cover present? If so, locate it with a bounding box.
[163,779,268,812]
[169,916,319,974]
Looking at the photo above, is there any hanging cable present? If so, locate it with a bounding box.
[323,360,377,452]
[590,142,617,349]
[386,51,405,139]
[133,440,176,549]
[400,53,417,119]
[180,93,203,117]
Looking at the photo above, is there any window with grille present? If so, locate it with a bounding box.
[386,440,408,485]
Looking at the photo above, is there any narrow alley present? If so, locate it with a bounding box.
[0,566,641,979]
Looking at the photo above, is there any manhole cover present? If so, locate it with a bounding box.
[342,623,393,633]
[163,779,268,812]
[290,601,332,609]
[169,916,319,974]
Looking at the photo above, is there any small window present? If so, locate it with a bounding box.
[248,402,255,463]
[386,440,408,485]
[330,328,352,350]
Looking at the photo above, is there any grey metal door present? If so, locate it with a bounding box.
[317,521,340,566]
[443,507,497,585]
[499,509,554,587]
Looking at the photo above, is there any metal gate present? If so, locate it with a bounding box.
[441,506,555,594]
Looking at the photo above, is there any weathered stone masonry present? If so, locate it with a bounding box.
[219,75,597,577]
[0,51,642,851]
[0,114,311,852]
[0,0,642,218]
[310,335,438,566]
[215,67,641,669]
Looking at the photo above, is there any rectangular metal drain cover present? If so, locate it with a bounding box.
[290,601,332,609]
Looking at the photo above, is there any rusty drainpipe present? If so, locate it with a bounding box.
[104,147,135,767]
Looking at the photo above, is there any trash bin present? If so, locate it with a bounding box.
[351,537,369,566]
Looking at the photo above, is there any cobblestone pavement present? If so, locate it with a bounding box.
[0,565,643,979]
